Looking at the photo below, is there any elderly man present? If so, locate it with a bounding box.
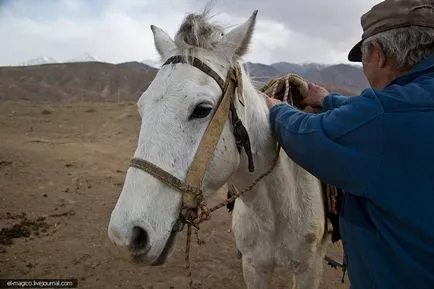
[266,0,434,288]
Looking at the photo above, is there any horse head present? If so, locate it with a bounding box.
[108,8,259,266]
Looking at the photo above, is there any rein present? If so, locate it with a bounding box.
[128,55,321,287]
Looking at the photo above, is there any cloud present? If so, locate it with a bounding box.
[0,0,383,66]
[0,0,181,65]
[61,0,87,13]
[202,0,381,42]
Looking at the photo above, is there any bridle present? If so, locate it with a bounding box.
[129,55,257,228]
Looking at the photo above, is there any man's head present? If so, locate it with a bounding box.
[349,0,434,89]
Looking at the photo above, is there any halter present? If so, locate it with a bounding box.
[129,55,255,223]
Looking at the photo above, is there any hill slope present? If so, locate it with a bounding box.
[0,62,158,102]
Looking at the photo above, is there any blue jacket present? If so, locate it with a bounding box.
[269,53,434,289]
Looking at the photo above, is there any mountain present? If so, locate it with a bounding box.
[17,56,162,68]
[18,54,101,67]
[317,64,369,93]
[248,61,369,94]
[271,62,329,76]
[243,62,283,82]
[20,56,57,66]
[0,62,158,102]
[0,57,369,102]
[141,59,161,68]
[65,53,100,63]
[271,62,305,76]
[117,61,157,71]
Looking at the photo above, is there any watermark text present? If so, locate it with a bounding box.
[0,279,78,288]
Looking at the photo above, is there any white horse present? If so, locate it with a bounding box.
[108,8,327,289]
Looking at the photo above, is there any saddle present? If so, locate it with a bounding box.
[226,74,344,243]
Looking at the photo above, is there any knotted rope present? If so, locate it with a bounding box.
[260,73,308,105]
[183,73,309,288]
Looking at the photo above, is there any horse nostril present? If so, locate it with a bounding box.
[130,226,148,251]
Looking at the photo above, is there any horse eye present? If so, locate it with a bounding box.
[189,103,213,120]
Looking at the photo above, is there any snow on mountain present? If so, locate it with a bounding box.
[18,54,100,67]
[141,59,161,68]
[17,55,162,67]
[299,61,328,71]
[20,56,57,66]
[65,53,100,63]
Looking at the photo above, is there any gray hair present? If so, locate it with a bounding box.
[361,26,434,70]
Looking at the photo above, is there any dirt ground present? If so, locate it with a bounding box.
[0,101,349,289]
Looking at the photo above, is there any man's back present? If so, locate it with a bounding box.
[340,53,434,289]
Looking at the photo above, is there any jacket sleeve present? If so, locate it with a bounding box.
[322,93,351,111]
[269,88,384,197]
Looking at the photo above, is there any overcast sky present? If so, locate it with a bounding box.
[0,0,383,66]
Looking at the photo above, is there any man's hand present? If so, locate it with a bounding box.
[265,97,282,109]
[265,96,322,113]
[266,82,329,112]
[301,82,329,108]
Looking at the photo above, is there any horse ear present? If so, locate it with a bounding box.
[150,25,176,59]
[224,10,258,60]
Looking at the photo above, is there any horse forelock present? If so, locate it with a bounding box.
[174,8,226,53]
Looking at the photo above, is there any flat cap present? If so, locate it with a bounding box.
[348,0,434,62]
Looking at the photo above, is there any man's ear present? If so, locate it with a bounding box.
[223,10,258,61]
[372,40,387,68]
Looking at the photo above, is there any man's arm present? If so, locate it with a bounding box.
[300,82,359,111]
[322,92,352,111]
[269,88,384,197]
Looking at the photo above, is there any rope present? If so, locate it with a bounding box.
[182,72,305,288]
[194,148,280,226]
[185,224,193,288]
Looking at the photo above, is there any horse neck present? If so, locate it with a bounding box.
[228,71,303,213]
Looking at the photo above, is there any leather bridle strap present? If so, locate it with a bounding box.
[183,65,239,208]
[163,55,225,90]
[129,158,202,199]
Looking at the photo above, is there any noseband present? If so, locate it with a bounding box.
[129,55,254,219]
